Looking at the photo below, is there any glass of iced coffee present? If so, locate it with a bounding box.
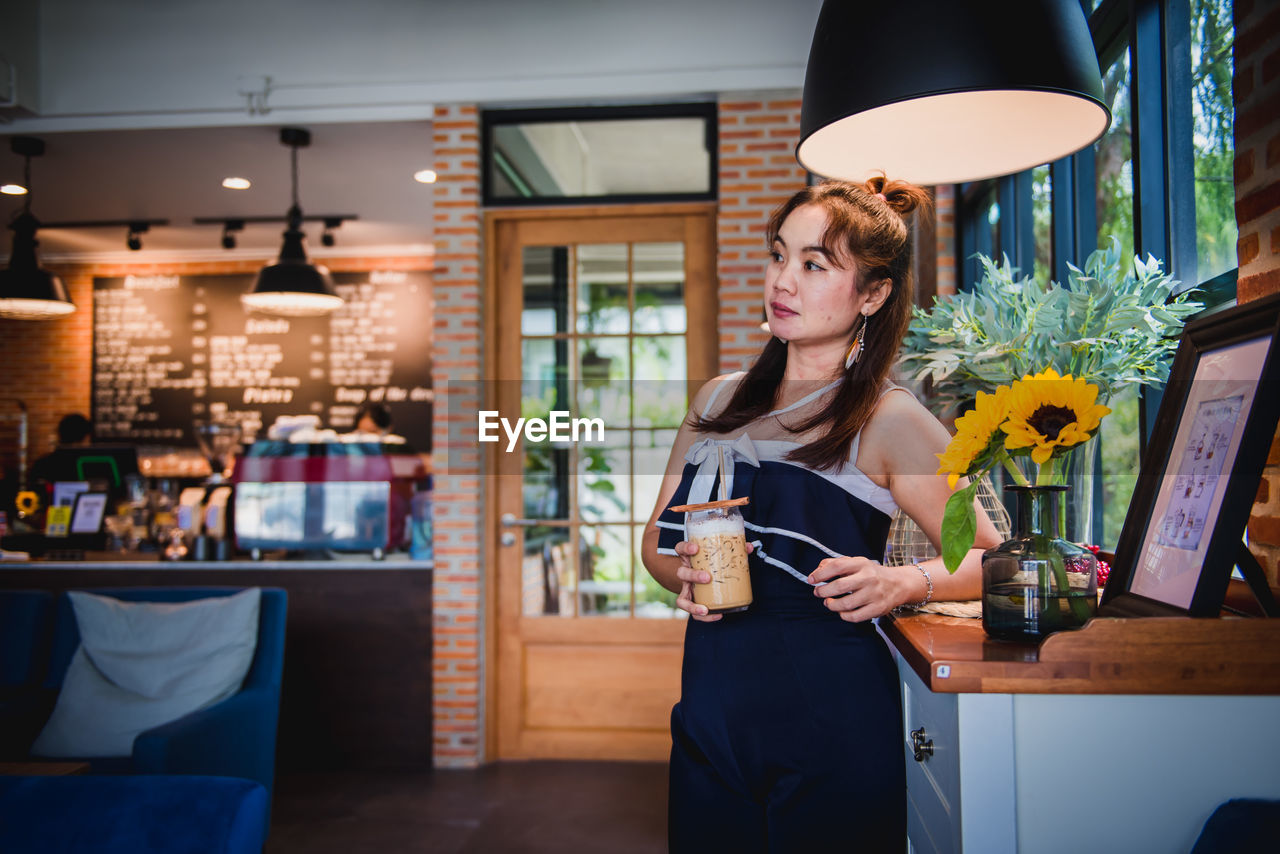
[680,498,753,614]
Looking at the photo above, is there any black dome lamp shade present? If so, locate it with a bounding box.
[242,127,343,317]
[797,0,1111,185]
[0,137,75,320]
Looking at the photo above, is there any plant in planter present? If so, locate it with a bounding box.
[913,243,1203,639]
[902,240,1202,547]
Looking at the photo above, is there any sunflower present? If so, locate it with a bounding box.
[1001,368,1111,466]
[937,386,1011,488]
[15,490,39,516]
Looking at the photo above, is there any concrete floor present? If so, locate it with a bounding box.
[266,761,668,854]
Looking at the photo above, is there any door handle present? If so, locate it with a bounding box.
[501,513,541,527]
[910,727,934,762]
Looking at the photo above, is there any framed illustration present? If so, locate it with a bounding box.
[1102,291,1280,618]
[70,491,110,535]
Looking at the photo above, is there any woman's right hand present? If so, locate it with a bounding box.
[673,540,723,622]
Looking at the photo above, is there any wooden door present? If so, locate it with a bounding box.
[485,204,717,759]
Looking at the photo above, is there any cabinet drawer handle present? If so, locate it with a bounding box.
[910,727,934,762]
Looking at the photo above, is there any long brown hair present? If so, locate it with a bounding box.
[694,176,932,471]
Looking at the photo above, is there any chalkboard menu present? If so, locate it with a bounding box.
[92,271,433,451]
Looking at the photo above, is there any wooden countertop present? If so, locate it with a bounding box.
[882,611,1280,695]
[0,553,432,571]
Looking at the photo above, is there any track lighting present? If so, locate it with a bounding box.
[241,127,343,317]
[126,222,149,251]
[0,137,75,320]
[320,217,342,248]
[221,219,244,250]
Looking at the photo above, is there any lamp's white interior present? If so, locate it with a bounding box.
[240,291,344,317]
[798,90,1110,185]
[0,298,77,319]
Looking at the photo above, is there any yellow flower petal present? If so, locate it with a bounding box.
[1001,370,1111,465]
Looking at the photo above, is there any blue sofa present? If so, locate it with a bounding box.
[41,587,288,799]
[0,774,269,854]
[1,586,286,782]
[1,587,286,852]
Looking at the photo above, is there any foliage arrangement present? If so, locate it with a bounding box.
[899,241,1203,416]
[907,243,1204,574]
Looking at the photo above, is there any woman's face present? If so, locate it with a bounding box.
[764,203,877,349]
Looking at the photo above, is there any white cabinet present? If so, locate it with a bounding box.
[897,654,1280,854]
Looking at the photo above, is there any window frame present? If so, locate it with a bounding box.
[480,102,719,208]
[953,0,1229,544]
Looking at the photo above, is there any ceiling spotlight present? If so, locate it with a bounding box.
[1,184,27,195]
[125,222,150,252]
[413,169,437,184]
[221,219,244,250]
[222,177,252,190]
[320,216,343,248]
[242,128,344,317]
[0,137,75,320]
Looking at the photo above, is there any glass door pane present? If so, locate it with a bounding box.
[517,238,690,618]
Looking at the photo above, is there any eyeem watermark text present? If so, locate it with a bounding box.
[478,411,606,452]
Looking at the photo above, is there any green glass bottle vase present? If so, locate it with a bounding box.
[982,485,1098,642]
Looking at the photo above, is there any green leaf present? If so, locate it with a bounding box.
[941,482,980,575]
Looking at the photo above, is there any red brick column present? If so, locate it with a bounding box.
[1235,0,1280,582]
[716,93,809,374]
[934,184,957,297]
[0,271,94,477]
[430,103,484,767]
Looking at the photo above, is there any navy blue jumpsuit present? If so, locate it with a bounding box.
[656,379,907,852]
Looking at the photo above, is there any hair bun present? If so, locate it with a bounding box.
[863,173,931,218]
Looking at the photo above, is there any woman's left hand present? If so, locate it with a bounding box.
[808,556,903,622]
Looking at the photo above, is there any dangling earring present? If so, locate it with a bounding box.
[844,314,869,370]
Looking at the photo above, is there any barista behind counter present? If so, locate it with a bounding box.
[231,414,429,560]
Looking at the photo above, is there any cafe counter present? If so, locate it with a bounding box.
[880,611,1280,854]
[0,554,434,771]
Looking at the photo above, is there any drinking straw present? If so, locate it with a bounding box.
[717,445,727,501]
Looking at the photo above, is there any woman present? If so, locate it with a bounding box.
[641,177,1001,851]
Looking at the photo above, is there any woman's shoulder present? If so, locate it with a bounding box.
[856,383,948,467]
[865,383,937,433]
[690,371,746,420]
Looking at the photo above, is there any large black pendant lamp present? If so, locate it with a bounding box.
[798,0,1110,185]
[242,127,343,316]
[0,137,75,320]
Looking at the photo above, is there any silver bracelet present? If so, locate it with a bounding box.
[894,559,933,613]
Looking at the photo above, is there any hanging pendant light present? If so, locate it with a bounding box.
[798,0,1110,185]
[242,127,343,316]
[0,137,75,320]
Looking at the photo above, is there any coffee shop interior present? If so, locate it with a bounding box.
[1,0,1279,852]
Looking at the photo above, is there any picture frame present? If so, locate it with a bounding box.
[1101,291,1280,617]
[70,491,110,536]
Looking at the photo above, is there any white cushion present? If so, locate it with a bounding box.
[31,588,261,758]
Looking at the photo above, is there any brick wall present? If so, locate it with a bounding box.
[716,92,809,373]
[1236,0,1280,584]
[430,103,484,768]
[0,268,94,479]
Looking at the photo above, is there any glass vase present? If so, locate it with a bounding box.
[1062,438,1099,544]
[982,485,1098,642]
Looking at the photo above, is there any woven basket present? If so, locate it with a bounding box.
[883,475,1011,566]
